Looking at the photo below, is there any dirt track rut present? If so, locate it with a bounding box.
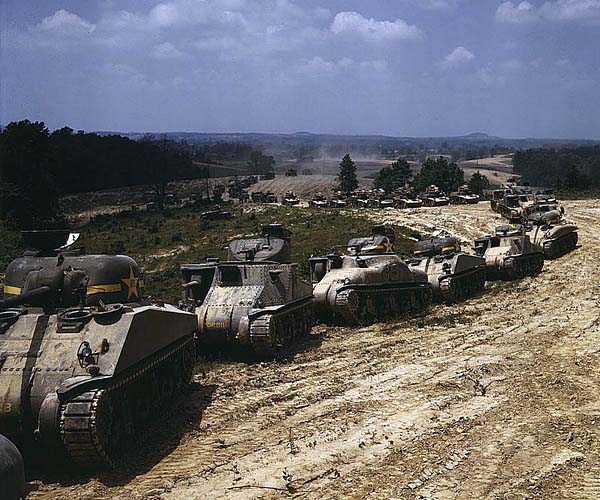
[30,200,600,500]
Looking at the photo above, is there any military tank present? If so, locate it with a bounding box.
[309,226,432,325]
[450,185,480,205]
[0,230,197,468]
[473,225,544,280]
[282,191,300,206]
[0,434,26,500]
[408,235,486,303]
[180,225,313,357]
[525,207,578,259]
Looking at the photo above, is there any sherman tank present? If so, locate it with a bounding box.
[180,225,313,357]
[421,185,450,207]
[450,185,480,205]
[0,230,197,468]
[309,226,432,325]
[282,191,300,206]
[473,225,544,280]
[408,235,486,303]
[525,208,578,259]
[0,434,26,500]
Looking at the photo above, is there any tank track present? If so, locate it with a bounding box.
[332,285,432,325]
[59,335,195,468]
[504,253,545,280]
[544,231,578,259]
[438,268,486,304]
[248,303,313,358]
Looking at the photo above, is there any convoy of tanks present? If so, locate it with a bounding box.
[0,175,579,497]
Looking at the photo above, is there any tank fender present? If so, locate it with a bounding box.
[237,316,250,345]
[56,375,111,403]
[36,392,62,451]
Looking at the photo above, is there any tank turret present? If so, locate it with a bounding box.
[0,231,197,468]
[310,226,432,325]
[525,206,578,259]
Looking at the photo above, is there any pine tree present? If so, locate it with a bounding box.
[373,159,412,193]
[337,154,358,194]
[467,171,490,196]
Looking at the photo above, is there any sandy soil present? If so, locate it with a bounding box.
[29,200,600,500]
[459,155,515,187]
[250,175,372,199]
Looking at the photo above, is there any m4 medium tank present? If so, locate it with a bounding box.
[0,434,26,500]
[408,236,486,303]
[180,225,313,357]
[0,231,197,468]
[525,208,578,259]
[473,225,544,280]
[309,226,432,325]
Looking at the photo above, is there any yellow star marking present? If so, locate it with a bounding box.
[383,238,394,253]
[121,267,140,301]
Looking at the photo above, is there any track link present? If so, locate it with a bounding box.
[438,268,486,304]
[60,336,195,468]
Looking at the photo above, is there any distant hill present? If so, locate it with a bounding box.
[93,130,599,149]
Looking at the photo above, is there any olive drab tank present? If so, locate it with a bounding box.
[309,226,432,325]
[180,225,313,357]
[408,235,486,303]
[0,434,26,500]
[473,225,544,280]
[0,231,197,468]
[525,208,578,259]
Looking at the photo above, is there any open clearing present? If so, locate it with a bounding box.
[29,199,599,500]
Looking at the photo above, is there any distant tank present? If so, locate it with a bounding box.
[473,225,544,280]
[200,206,233,220]
[398,196,423,209]
[180,225,313,357]
[450,185,480,205]
[408,235,486,303]
[309,226,432,325]
[490,189,510,212]
[0,434,26,500]
[0,230,197,468]
[309,194,329,208]
[282,191,300,206]
[525,207,578,259]
[421,185,450,207]
[496,193,523,221]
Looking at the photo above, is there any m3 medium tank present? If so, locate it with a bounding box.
[525,207,578,259]
[0,230,197,468]
[0,434,26,500]
[309,226,432,325]
[408,236,486,303]
[473,225,544,280]
[180,225,313,357]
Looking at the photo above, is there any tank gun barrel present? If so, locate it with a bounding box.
[0,285,52,311]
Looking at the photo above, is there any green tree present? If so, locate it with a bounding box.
[467,171,491,196]
[337,154,358,194]
[412,157,464,193]
[247,150,275,176]
[0,120,60,227]
[373,158,411,193]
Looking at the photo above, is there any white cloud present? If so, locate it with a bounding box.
[496,2,538,23]
[442,46,475,68]
[35,9,96,36]
[330,11,424,42]
[152,42,183,59]
[149,3,180,27]
[539,0,600,21]
[497,0,600,23]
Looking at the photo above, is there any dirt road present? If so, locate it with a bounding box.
[30,200,600,500]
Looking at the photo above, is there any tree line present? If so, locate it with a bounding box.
[0,120,275,228]
[338,154,488,196]
[513,145,600,191]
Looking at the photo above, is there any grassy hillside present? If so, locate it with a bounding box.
[71,206,415,303]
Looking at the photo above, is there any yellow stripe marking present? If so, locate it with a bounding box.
[87,284,122,295]
[3,285,21,295]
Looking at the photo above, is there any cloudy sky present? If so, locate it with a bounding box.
[1,0,599,138]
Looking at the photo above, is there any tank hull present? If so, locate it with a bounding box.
[0,304,196,468]
[526,224,578,259]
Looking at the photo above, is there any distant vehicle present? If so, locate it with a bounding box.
[309,226,432,325]
[409,236,486,303]
[421,185,450,207]
[200,206,233,220]
[282,190,300,206]
[473,225,544,280]
[525,204,578,259]
[490,189,511,212]
[398,197,423,209]
[450,185,480,205]
[309,194,329,208]
[262,170,275,180]
[285,169,298,177]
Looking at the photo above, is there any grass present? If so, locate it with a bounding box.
[18,205,410,303]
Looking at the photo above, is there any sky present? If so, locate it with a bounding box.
[1,0,600,138]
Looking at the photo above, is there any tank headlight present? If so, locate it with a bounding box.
[344,277,350,284]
